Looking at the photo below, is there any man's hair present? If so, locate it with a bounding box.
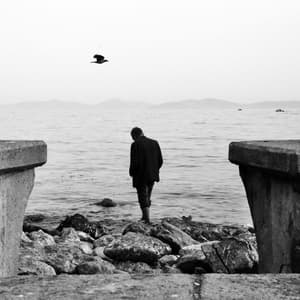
[131,127,143,139]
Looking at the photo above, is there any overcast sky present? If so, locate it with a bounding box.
[1,0,300,104]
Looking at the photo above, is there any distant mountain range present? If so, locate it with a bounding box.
[2,99,300,109]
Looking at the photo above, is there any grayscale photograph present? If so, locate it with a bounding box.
[0,0,300,299]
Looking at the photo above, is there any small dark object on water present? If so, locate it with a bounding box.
[96,198,117,207]
[275,108,285,112]
[91,54,108,64]
[238,108,243,111]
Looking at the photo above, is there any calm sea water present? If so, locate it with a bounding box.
[1,106,299,225]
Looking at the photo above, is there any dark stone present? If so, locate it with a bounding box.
[24,214,46,223]
[95,198,117,207]
[56,214,107,239]
[104,232,172,265]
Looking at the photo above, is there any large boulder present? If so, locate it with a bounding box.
[56,214,107,239]
[163,217,251,242]
[177,238,258,274]
[213,238,258,273]
[152,221,199,253]
[104,232,172,264]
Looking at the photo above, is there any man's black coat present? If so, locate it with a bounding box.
[129,136,163,188]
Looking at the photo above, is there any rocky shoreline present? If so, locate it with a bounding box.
[20,214,258,277]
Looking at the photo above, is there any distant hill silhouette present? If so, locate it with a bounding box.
[156,98,238,109]
[96,99,150,109]
[2,99,300,110]
[246,101,300,109]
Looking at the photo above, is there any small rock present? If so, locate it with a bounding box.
[104,232,172,265]
[79,242,93,255]
[28,230,56,248]
[114,261,155,274]
[159,255,179,266]
[94,235,115,247]
[76,257,115,274]
[58,227,80,243]
[95,198,117,207]
[122,221,153,236]
[77,231,95,243]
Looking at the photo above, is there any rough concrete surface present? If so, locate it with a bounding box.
[0,274,198,300]
[0,274,299,299]
[0,140,47,173]
[201,274,300,300]
[229,140,300,175]
[0,169,35,277]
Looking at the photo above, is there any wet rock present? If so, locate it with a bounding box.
[42,243,86,274]
[57,227,80,243]
[163,217,251,242]
[159,255,179,266]
[94,234,115,247]
[104,232,172,265]
[24,214,46,223]
[76,257,115,274]
[18,256,56,276]
[114,261,156,274]
[77,231,94,243]
[56,214,107,239]
[152,221,199,253]
[28,230,56,248]
[122,221,153,236]
[95,198,117,207]
[79,242,93,255]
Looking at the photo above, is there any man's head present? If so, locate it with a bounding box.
[131,127,144,141]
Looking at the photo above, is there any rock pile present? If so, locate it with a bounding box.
[19,214,258,276]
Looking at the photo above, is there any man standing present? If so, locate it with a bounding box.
[129,127,163,224]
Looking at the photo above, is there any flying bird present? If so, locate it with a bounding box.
[91,54,108,64]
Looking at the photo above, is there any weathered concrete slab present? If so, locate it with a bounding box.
[229,140,300,175]
[0,274,198,300]
[0,141,47,277]
[201,274,300,300]
[0,274,299,299]
[0,140,46,173]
